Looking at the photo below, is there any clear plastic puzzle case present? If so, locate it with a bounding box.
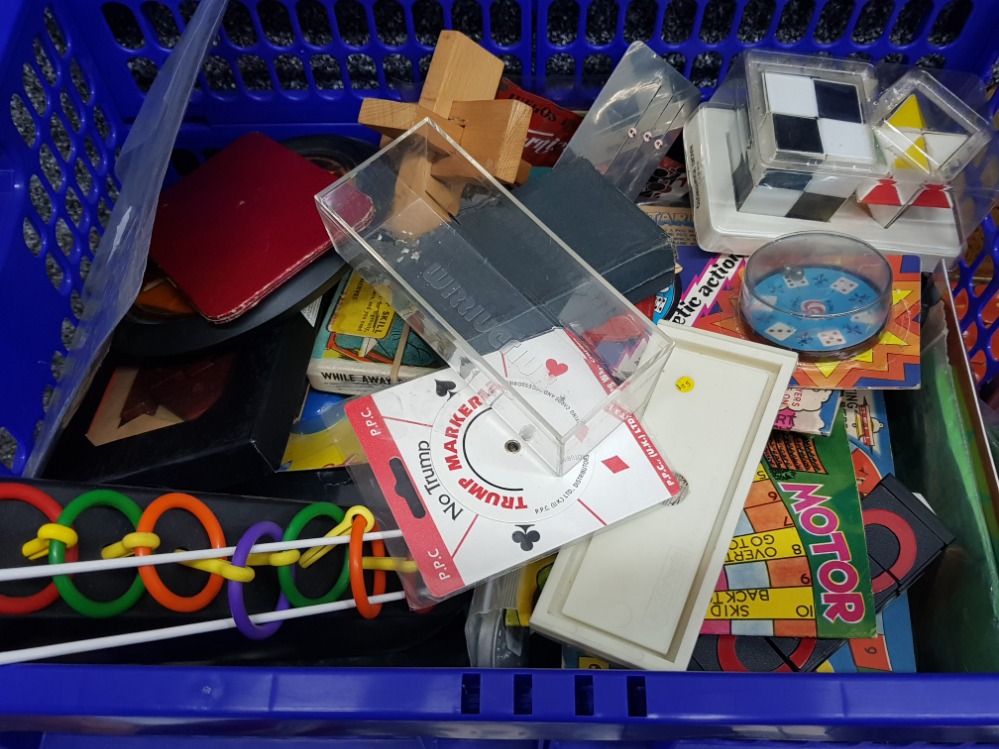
[316,120,674,475]
[688,49,999,263]
[746,54,883,177]
[558,41,701,202]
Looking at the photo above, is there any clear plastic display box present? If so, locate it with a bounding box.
[316,120,675,475]
[686,49,999,270]
[558,41,701,202]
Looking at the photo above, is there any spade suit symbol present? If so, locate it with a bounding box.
[435,379,457,399]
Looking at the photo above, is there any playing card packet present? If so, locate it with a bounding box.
[331,345,687,608]
[307,270,444,396]
[494,78,583,168]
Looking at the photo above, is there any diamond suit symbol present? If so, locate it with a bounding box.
[602,456,629,473]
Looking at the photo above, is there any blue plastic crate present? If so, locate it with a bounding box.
[3,0,999,742]
[3,0,999,474]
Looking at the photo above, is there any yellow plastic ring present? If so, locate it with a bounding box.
[22,523,78,561]
[247,550,300,567]
[362,557,419,573]
[102,532,161,560]
[299,506,375,569]
[180,554,255,584]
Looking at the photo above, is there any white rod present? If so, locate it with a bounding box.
[0,530,404,583]
[0,590,408,666]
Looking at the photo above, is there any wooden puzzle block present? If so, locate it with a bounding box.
[358,100,464,141]
[449,99,532,183]
[358,30,531,188]
[419,30,505,114]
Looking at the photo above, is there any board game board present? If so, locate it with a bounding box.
[307,271,443,396]
[823,593,916,672]
[702,413,875,639]
[689,475,952,672]
[843,389,895,497]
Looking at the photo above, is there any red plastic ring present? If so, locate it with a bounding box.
[0,483,79,615]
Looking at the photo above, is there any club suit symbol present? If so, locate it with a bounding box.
[512,525,541,551]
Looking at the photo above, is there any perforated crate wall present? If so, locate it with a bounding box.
[83,0,534,131]
[0,2,124,477]
[3,0,999,477]
[88,1,999,113]
[954,211,999,388]
[536,0,999,102]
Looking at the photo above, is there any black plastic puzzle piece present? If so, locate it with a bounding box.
[731,153,755,210]
[759,169,813,191]
[769,635,843,672]
[786,191,846,222]
[773,113,823,154]
[861,474,953,594]
[876,474,955,545]
[814,80,863,123]
[689,635,793,672]
[866,553,901,609]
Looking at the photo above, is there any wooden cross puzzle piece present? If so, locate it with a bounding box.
[358,30,532,187]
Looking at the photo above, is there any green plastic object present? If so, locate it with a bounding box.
[889,276,999,671]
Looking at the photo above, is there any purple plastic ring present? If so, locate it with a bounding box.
[228,521,290,640]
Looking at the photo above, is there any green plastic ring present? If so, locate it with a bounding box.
[49,489,146,619]
[277,502,351,607]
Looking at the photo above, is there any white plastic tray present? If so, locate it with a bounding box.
[686,106,963,271]
[531,322,797,670]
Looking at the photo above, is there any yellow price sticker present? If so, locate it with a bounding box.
[675,376,695,392]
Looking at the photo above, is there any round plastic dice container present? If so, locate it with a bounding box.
[739,232,893,358]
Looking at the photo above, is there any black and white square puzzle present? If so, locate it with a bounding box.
[730,66,884,222]
[734,165,862,222]
[763,71,875,164]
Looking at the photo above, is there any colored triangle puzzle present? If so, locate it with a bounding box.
[912,185,951,208]
[813,359,840,378]
[858,179,903,206]
[880,330,908,347]
[888,95,925,130]
[867,203,903,228]
[895,179,923,204]
[923,131,966,168]
[896,135,929,171]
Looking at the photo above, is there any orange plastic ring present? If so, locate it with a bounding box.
[349,516,386,619]
[134,493,226,613]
